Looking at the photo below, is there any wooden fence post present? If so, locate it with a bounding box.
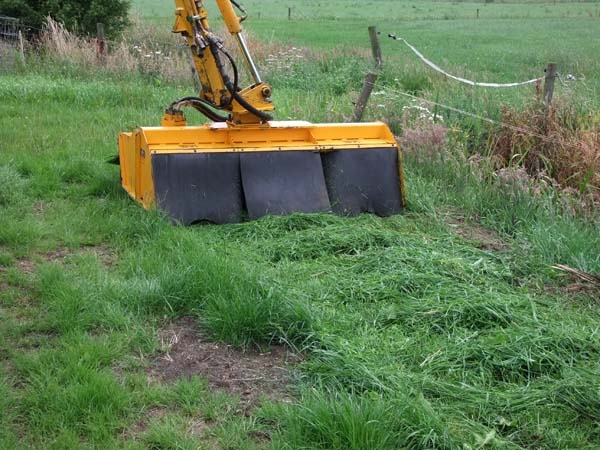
[18,29,25,62]
[543,62,557,108]
[350,71,378,123]
[368,26,382,70]
[288,7,292,20]
[96,23,107,61]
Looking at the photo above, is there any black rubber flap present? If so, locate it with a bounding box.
[152,153,244,225]
[240,151,331,220]
[322,147,403,217]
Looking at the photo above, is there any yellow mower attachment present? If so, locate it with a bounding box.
[117,0,406,224]
[119,121,405,224]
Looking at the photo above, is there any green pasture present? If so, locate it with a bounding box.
[131,0,600,22]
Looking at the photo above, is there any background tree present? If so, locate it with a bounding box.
[0,0,44,32]
[0,0,130,38]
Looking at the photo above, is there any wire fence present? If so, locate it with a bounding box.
[372,80,563,146]
[352,28,598,160]
[0,16,20,41]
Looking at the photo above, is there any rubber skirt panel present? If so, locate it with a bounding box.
[240,151,331,220]
[152,153,244,225]
[322,147,403,216]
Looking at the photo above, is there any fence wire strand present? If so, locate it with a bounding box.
[371,80,575,149]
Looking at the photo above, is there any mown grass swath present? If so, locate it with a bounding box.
[1,2,600,449]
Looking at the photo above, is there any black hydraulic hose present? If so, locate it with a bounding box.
[219,47,273,122]
[230,0,248,21]
[168,96,230,122]
[188,100,230,122]
[232,91,273,122]
[217,46,239,95]
[204,35,235,108]
[171,38,272,122]
[230,0,244,11]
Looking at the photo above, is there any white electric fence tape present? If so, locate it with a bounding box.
[388,34,543,88]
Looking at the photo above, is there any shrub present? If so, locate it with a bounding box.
[0,0,130,38]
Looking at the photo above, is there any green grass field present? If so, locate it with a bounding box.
[131,0,600,21]
[1,1,600,449]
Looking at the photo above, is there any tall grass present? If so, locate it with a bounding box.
[16,17,194,86]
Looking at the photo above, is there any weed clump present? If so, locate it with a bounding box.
[490,101,600,205]
[398,113,450,165]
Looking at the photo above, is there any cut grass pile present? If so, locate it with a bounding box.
[218,214,600,448]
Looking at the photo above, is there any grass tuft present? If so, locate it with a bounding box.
[268,390,403,450]
[142,414,199,450]
[0,164,28,207]
[115,233,315,350]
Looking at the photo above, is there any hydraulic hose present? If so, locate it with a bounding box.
[219,47,273,122]
[187,99,231,122]
[168,97,230,122]
[230,0,248,22]
[217,46,239,98]
[232,91,273,122]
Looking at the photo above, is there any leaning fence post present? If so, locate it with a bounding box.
[350,71,378,123]
[368,26,382,70]
[543,62,557,108]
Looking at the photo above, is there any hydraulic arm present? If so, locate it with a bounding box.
[165,0,273,125]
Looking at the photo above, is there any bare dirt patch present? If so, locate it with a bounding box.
[88,245,118,268]
[17,259,36,274]
[442,209,508,251]
[122,406,217,445]
[48,246,115,266]
[149,317,300,410]
[6,246,118,276]
[0,248,71,278]
[45,247,74,263]
[32,201,47,217]
[122,406,169,439]
[545,282,600,306]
